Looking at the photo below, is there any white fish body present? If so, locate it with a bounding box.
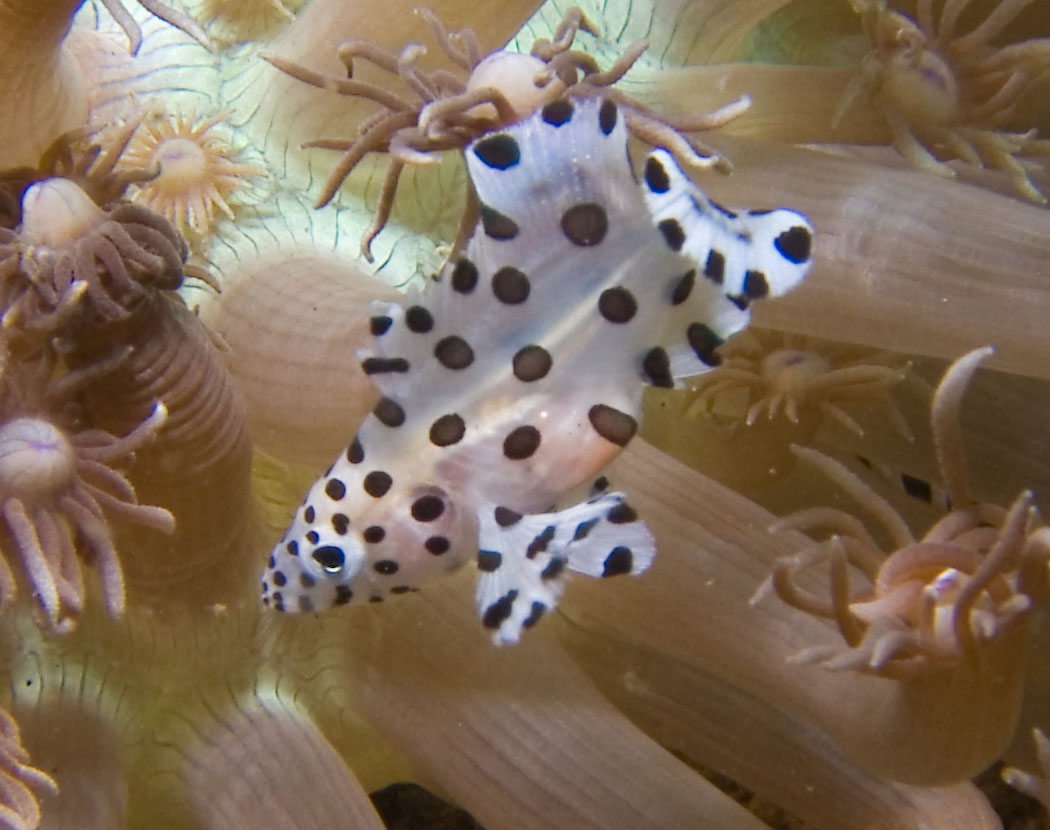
[262,95,814,643]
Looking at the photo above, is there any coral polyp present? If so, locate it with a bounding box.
[764,348,1049,678]
[682,329,911,437]
[0,395,174,633]
[839,0,1050,201]
[0,419,76,508]
[0,178,185,331]
[117,110,263,251]
[0,705,56,830]
[197,0,303,42]
[1,174,256,609]
[265,5,749,259]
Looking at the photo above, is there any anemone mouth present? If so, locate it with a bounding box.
[19,178,106,249]
[119,110,263,246]
[880,50,959,125]
[0,418,76,502]
[464,52,555,123]
[151,137,210,185]
[760,348,832,390]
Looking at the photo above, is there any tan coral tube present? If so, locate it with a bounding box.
[4,618,129,830]
[562,618,1002,830]
[622,64,890,143]
[564,439,1026,792]
[348,573,771,830]
[0,0,89,167]
[208,251,399,470]
[179,689,386,830]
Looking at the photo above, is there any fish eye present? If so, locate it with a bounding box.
[311,545,345,574]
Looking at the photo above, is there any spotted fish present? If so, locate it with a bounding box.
[262,95,814,643]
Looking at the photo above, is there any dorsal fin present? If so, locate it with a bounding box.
[639,148,814,383]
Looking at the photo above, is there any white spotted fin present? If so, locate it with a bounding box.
[475,492,654,645]
[638,149,814,384]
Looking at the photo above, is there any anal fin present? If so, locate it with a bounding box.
[475,493,655,644]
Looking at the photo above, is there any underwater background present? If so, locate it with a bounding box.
[0,0,1049,827]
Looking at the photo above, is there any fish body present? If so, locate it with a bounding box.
[262,95,814,643]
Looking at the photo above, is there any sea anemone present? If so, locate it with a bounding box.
[2,175,256,608]
[764,347,1048,677]
[0,705,56,830]
[0,177,185,332]
[59,287,253,606]
[836,0,1050,202]
[264,5,749,259]
[116,108,264,252]
[208,250,399,469]
[0,354,174,632]
[194,0,304,43]
[64,284,254,606]
[0,117,150,232]
[681,328,911,438]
